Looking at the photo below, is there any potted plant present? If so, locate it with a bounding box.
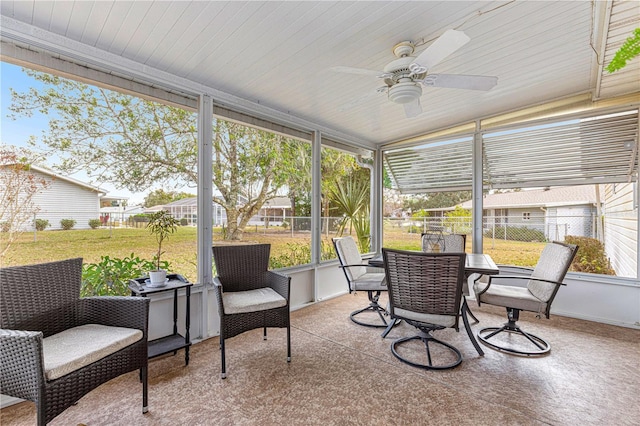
[146,210,180,286]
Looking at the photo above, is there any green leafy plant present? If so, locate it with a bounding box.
[88,219,101,229]
[180,218,189,226]
[81,254,170,297]
[60,219,76,230]
[34,218,49,231]
[146,210,180,271]
[565,236,615,275]
[606,27,640,73]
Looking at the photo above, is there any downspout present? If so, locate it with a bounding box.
[594,184,603,242]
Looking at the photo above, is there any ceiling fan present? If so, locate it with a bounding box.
[332,29,498,118]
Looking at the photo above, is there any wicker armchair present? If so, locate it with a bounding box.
[212,244,291,379]
[473,241,578,356]
[0,258,149,425]
[382,248,483,370]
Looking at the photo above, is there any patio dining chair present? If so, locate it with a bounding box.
[212,244,291,379]
[473,241,578,356]
[421,232,479,324]
[382,248,483,370]
[0,258,149,426]
[333,236,394,328]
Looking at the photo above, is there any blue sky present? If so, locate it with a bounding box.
[1,61,187,205]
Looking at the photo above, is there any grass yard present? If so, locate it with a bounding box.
[1,226,545,282]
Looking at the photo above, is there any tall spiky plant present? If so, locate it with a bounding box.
[328,178,371,252]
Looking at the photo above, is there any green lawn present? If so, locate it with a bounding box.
[1,226,544,282]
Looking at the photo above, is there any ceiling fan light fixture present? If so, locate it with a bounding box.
[388,82,422,104]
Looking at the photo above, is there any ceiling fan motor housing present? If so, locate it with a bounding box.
[388,81,423,104]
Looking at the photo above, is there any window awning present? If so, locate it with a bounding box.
[384,109,638,194]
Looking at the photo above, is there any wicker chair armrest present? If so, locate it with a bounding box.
[265,271,290,301]
[212,277,224,311]
[0,329,45,401]
[78,297,149,334]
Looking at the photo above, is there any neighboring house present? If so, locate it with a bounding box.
[603,182,637,278]
[99,195,128,224]
[18,166,105,230]
[426,186,603,240]
[157,195,292,227]
[247,196,292,226]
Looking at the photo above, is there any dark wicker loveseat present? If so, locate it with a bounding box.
[0,258,149,425]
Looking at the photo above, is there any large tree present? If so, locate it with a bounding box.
[144,189,194,208]
[9,69,305,240]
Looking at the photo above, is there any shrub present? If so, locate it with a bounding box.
[88,219,101,229]
[564,236,615,275]
[484,226,546,242]
[131,214,149,223]
[81,254,171,297]
[34,218,50,231]
[60,219,76,230]
[180,218,189,226]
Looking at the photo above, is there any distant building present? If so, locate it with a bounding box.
[1,165,106,230]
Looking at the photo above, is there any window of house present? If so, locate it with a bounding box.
[523,212,531,220]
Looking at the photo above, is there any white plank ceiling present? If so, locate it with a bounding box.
[1,1,638,148]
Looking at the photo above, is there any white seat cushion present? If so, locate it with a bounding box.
[352,272,387,292]
[43,324,143,381]
[474,282,547,313]
[394,307,456,328]
[223,287,287,315]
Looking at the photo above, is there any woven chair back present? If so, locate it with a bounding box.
[0,258,83,337]
[383,249,465,318]
[212,244,271,292]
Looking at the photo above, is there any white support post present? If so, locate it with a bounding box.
[472,121,483,254]
[373,148,384,253]
[197,94,213,338]
[311,131,322,301]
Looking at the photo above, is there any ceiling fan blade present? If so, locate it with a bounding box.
[421,74,498,91]
[329,66,384,77]
[411,29,471,72]
[404,99,423,119]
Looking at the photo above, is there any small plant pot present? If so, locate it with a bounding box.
[148,270,167,287]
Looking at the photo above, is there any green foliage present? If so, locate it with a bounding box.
[88,219,101,229]
[34,219,49,231]
[606,28,640,73]
[411,209,430,219]
[403,191,472,211]
[144,189,194,208]
[146,210,180,270]
[565,236,615,275]
[268,241,335,269]
[180,218,189,226]
[327,175,371,252]
[60,219,76,230]
[443,206,472,234]
[81,254,171,297]
[131,214,149,223]
[485,226,546,242]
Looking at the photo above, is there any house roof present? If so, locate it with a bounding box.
[458,186,603,210]
[2,1,638,148]
[2,164,106,194]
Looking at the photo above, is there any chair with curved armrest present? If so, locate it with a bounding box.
[212,244,291,379]
[473,241,578,356]
[382,248,483,370]
[333,236,393,328]
[0,258,149,426]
